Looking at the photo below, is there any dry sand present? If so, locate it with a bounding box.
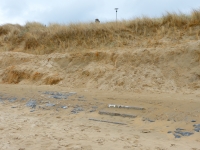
[0,38,200,149]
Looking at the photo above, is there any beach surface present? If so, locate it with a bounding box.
[0,84,199,150]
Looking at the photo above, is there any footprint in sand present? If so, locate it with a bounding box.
[155,147,167,150]
[66,144,82,150]
[0,127,4,131]
[120,136,133,142]
[66,144,93,150]
[81,145,93,150]
[92,126,101,132]
[123,145,132,149]
[134,135,140,139]
[70,133,89,140]
[109,137,118,142]
[96,138,105,145]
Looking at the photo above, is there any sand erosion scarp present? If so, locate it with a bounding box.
[0,40,200,93]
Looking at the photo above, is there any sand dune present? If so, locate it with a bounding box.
[0,39,200,93]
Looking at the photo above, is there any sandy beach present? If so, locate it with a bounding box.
[0,84,199,150]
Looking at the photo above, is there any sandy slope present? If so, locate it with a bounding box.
[0,84,199,150]
[0,39,200,93]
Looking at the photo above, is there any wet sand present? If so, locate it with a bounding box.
[0,84,199,150]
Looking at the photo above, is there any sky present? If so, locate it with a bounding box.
[0,0,200,25]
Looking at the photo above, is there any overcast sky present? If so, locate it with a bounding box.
[0,0,200,25]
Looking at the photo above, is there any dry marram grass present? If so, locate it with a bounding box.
[0,9,200,54]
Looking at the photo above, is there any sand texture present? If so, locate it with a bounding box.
[0,85,199,150]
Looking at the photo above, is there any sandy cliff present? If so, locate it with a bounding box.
[0,39,200,93]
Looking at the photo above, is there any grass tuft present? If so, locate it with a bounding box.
[0,9,200,54]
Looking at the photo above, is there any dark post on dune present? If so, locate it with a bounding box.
[95,19,100,23]
[115,8,118,23]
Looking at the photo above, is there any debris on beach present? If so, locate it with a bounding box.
[46,102,55,107]
[168,128,194,138]
[71,105,84,114]
[99,110,137,118]
[26,99,37,108]
[43,91,76,99]
[89,118,127,125]
[108,104,145,110]
[61,106,67,109]
[8,97,17,102]
[193,124,200,132]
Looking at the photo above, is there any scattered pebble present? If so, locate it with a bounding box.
[170,144,175,147]
[172,128,194,138]
[176,128,184,131]
[61,106,67,109]
[148,119,155,122]
[11,106,18,108]
[174,134,181,138]
[193,124,200,132]
[71,106,84,114]
[9,97,17,102]
[26,100,37,108]
[43,91,76,99]
[141,129,151,133]
[78,99,86,101]
[174,131,193,136]
[89,109,96,112]
[21,98,26,101]
[46,103,55,107]
[142,118,155,122]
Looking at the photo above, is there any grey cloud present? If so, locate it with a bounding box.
[0,0,200,25]
[1,0,28,16]
[133,0,200,17]
[31,0,103,24]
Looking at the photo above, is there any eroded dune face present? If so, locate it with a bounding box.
[0,39,199,93]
